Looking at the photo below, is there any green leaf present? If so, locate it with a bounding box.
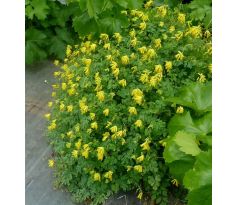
[86,0,104,18]
[168,111,212,137]
[183,150,212,191]
[168,159,195,182]
[163,136,194,163]
[168,82,212,113]
[26,41,47,64]
[73,13,99,36]
[48,36,66,60]
[26,28,47,41]
[174,131,201,156]
[187,185,212,205]
[29,0,49,20]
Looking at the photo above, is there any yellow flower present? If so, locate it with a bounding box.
[204,30,211,38]
[175,31,183,41]
[67,88,76,96]
[93,173,101,181]
[154,64,163,73]
[106,55,113,61]
[112,68,120,79]
[110,126,118,133]
[82,144,90,159]
[103,108,110,116]
[91,122,98,130]
[134,165,143,173]
[149,75,159,87]
[119,79,127,87]
[53,60,59,66]
[44,113,51,120]
[51,92,56,97]
[138,46,147,54]
[66,142,71,148]
[186,26,202,38]
[131,37,138,47]
[90,113,96,120]
[90,43,97,52]
[48,101,53,108]
[129,107,137,115]
[139,22,147,30]
[96,91,105,102]
[67,131,73,138]
[175,51,184,61]
[102,132,110,141]
[171,179,179,187]
[113,33,122,43]
[129,29,136,38]
[159,21,164,27]
[154,38,162,49]
[141,14,149,21]
[121,55,129,65]
[137,191,143,200]
[103,43,111,50]
[97,147,105,161]
[140,72,149,83]
[178,13,186,24]
[66,45,72,57]
[140,138,151,151]
[157,5,167,17]
[72,150,78,158]
[197,73,206,83]
[136,155,145,163]
[48,120,56,131]
[208,64,212,73]
[144,0,153,9]
[159,139,167,147]
[169,26,175,32]
[61,83,67,90]
[176,106,184,114]
[59,103,65,111]
[147,48,156,59]
[67,105,73,112]
[83,58,92,67]
[48,159,54,168]
[104,171,113,181]
[100,33,109,42]
[132,89,144,105]
[165,61,172,72]
[135,120,143,128]
[75,140,82,150]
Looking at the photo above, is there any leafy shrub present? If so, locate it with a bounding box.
[45,1,212,204]
[161,82,212,205]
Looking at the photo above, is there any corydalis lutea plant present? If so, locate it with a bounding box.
[45,1,212,204]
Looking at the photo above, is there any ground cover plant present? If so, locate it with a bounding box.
[26,0,211,65]
[45,1,212,204]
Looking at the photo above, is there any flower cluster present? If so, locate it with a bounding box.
[46,1,212,204]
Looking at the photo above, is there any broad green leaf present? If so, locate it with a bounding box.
[174,131,201,156]
[168,82,212,113]
[25,41,47,64]
[30,0,49,20]
[163,136,194,163]
[187,184,212,205]
[126,0,144,9]
[86,0,104,18]
[49,36,66,60]
[73,13,99,36]
[26,28,47,41]
[183,150,212,191]
[168,159,195,182]
[168,111,212,137]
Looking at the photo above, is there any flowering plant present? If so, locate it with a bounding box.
[46,1,212,204]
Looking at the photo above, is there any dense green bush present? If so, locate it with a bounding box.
[45,1,212,204]
[25,0,212,65]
